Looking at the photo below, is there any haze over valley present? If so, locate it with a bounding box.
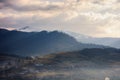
[0,0,120,80]
[0,29,120,80]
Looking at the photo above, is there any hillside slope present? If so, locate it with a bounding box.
[0,29,106,56]
[65,31,120,48]
[0,48,120,80]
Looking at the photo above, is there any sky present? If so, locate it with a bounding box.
[0,0,120,37]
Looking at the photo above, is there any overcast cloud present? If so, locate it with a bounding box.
[0,0,120,37]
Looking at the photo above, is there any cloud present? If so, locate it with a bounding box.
[0,0,120,37]
[0,0,64,12]
[98,19,120,37]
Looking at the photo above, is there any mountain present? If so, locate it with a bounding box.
[40,48,120,66]
[111,40,120,48]
[65,31,120,48]
[0,29,106,56]
[0,48,120,80]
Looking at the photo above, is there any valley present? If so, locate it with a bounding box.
[0,48,120,80]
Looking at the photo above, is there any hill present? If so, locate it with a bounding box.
[0,29,106,56]
[39,48,120,66]
[0,48,120,80]
[65,31,120,48]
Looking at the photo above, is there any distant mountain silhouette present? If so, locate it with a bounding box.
[0,29,106,56]
[65,31,120,48]
[111,40,120,48]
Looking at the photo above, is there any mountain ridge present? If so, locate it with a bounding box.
[0,29,106,56]
[64,31,120,48]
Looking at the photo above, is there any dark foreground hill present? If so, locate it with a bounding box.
[42,48,120,65]
[0,48,120,80]
[0,29,106,56]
